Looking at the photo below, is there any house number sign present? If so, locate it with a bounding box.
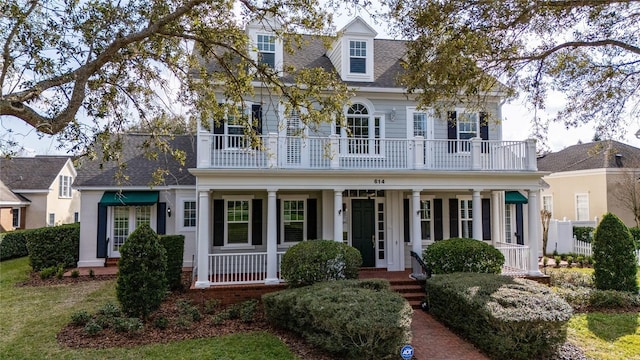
[373,179,385,184]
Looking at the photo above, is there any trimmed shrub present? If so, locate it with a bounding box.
[0,230,29,260]
[116,224,167,319]
[26,223,79,271]
[263,280,412,360]
[159,235,185,291]
[423,238,504,274]
[592,213,639,293]
[70,310,92,326]
[589,290,640,309]
[547,268,593,288]
[84,321,102,336]
[39,265,57,279]
[113,317,144,333]
[629,227,640,249]
[573,226,594,243]
[426,273,572,360]
[280,240,362,287]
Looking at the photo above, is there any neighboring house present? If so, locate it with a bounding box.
[75,17,546,287]
[0,179,30,232]
[538,140,640,228]
[0,156,80,230]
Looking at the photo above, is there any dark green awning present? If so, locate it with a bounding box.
[99,191,159,206]
[505,191,528,204]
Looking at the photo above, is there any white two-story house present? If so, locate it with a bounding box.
[76,17,545,287]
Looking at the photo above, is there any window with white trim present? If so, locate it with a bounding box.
[48,213,55,227]
[257,34,276,68]
[419,199,432,242]
[542,195,553,214]
[74,212,79,223]
[575,194,589,221]
[110,205,154,253]
[336,103,382,155]
[12,208,20,228]
[282,199,305,243]
[183,201,196,228]
[226,200,251,245]
[59,175,72,198]
[349,40,366,74]
[504,205,513,243]
[459,199,473,238]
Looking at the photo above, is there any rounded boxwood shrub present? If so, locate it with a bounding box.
[423,238,505,274]
[593,213,639,293]
[281,240,362,287]
[116,224,167,319]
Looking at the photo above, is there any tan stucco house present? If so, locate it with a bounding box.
[0,156,81,231]
[537,140,640,227]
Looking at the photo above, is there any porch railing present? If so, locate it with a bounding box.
[199,133,537,172]
[495,242,529,275]
[208,252,285,285]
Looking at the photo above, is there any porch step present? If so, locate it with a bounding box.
[390,282,426,309]
[104,258,118,267]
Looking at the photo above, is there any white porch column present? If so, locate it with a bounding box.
[491,191,501,246]
[411,190,423,276]
[195,190,211,288]
[472,190,483,240]
[334,190,343,242]
[528,189,543,276]
[265,189,279,284]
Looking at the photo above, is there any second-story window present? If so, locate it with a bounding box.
[257,34,276,68]
[59,175,72,198]
[349,40,366,74]
[336,103,382,155]
[447,110,487,153]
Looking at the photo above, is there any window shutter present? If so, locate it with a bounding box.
[252,199,262,245]
[449,199,459,238]
[97,204,108,258]
[252,104,263,135]
[214,103,224,149]
[276,199,281,244]
[157,202,167,235]
[480,112,489,153]
[403,198,410,243]
[447,111,457,153]
[482,199,491,240]
[434,199,443,241]
[213,200,224,247]
[307,198,317,240]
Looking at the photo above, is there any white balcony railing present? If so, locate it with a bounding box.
[208,252,285,285]
[495,242,530,275]
[198,133,537,172]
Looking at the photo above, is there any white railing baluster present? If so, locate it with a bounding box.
[208,252,286,285]
[495,242,529,275]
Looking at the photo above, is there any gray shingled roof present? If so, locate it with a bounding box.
[537,140,640,172]
[0,179,30,204]
[74,134,196,187]
[201,35,407,88]
[0,156,71,190]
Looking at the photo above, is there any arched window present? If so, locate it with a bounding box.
[337,103,382,155]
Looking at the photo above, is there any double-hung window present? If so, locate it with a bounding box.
[59,175,72,198]
[459,199,473,238]
[11,208,20,228]
[419,199,432,243]
[183,201,196,228]
[257,34,276,68]
[226,200,250,245]
[457,112,478,152]
[349,40,366,74]
[575,194,589,221]
[282,199,305,243]
[542,195,553,215]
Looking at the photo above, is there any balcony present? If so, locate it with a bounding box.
[197,133,537,172]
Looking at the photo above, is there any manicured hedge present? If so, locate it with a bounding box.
[423,238,504,274]
[0,230,29,260]
[26,223,79,271]
[263,280,411,360]
[629,227,640,249]
[280,240,362,287]
[159,235,185,291]
[426,273,572,360]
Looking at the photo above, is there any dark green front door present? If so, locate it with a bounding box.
[352,199,376,267]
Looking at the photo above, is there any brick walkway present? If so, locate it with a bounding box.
[410,310,488,360]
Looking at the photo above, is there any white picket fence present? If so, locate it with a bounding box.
[573,236,640,265]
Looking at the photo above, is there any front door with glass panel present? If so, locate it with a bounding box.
[109,205,154,257]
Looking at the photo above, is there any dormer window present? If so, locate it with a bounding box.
[257,34,276,68]
[349,41,367,74]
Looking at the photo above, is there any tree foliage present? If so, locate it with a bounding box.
[592,212,638,293]
[385,0,640,144]
[0,0,351,156]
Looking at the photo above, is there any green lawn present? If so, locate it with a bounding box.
[556,266,640,359]
[0,257,298,360]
